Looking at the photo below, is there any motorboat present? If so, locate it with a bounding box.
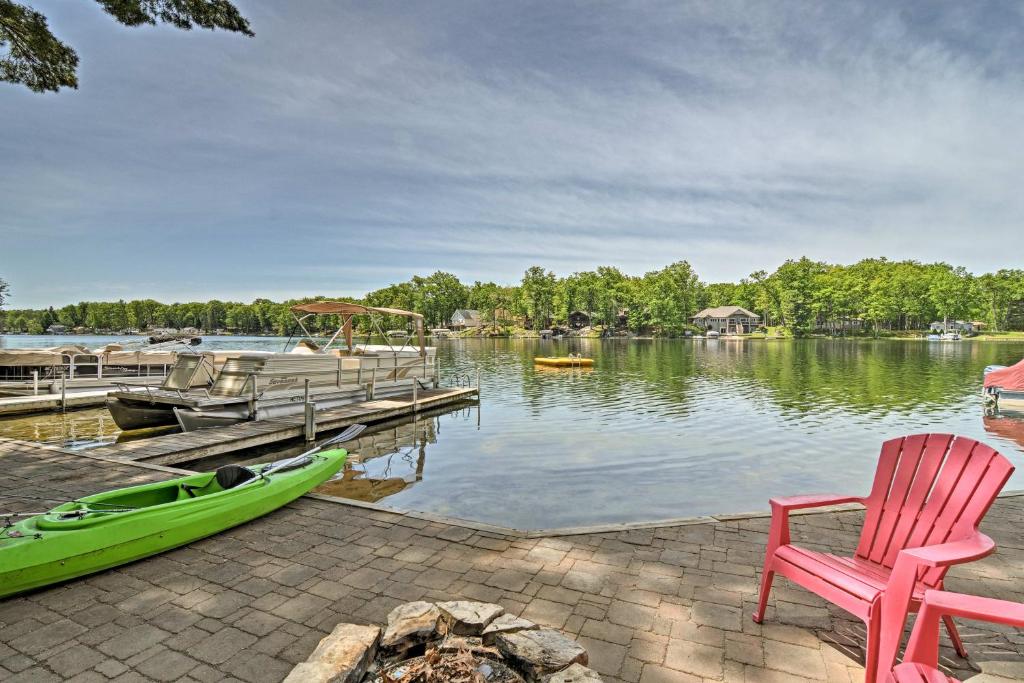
[106,302,437,432]
[983,360,1024,410]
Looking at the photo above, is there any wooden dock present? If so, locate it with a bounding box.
[85,387,478,466]
[0,386,152,417]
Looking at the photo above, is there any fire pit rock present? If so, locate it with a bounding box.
[284,600,601,683]
[381,601,445,655]
[482,613,540,645]
[493,629,589,681]
[437,600,506,636]
[283,622,380,683]
[541,663,604,682]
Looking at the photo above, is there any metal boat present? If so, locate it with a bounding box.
[106,303,437,432]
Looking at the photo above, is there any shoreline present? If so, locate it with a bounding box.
[20,438,1024,535]
[4,331,1024,343]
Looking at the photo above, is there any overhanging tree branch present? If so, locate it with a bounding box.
[0,0,251,93]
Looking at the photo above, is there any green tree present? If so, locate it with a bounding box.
[0,0,252,93]
[57,304,79,328]
[641,261,701,334]
[928,265,976,331]
[466,281,502,324]
[521,266,557,329]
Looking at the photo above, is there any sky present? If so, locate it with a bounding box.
[2,1,1024,308]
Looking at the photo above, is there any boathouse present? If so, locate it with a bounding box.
[450,309,482,329]
[568,310,591,329]
[691,306,761,334]
[929,320,976,333]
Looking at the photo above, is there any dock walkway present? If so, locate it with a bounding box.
[86,387,478,466]
[0,438,1022,682]
[0,386,152,417]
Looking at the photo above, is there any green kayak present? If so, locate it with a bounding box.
[0,449,346,599]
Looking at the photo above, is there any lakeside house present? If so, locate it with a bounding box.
[568,310,592,329]
[45,324,67,335]
[450,309,482,329]
[691,306,761,334]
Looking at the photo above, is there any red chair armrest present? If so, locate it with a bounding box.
[918,589,1024,627]
[903,589,1024,669]
[898,532,995,568]
[769,494,864,511]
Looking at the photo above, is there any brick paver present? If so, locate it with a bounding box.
[1,440,1023,682]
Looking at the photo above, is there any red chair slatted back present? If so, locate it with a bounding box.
[854,434,1014,584]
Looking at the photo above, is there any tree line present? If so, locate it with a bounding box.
[2,258,1024,337]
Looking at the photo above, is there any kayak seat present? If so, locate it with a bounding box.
[215,465,257,490]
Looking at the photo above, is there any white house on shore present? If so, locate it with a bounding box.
[450,309,482,329]
[691,306,761,334]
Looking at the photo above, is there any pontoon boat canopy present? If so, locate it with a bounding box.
[288,301,426,356]
[290,302,424,318]
[985,358,1024,392]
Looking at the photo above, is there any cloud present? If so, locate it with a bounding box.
[2,1,1023,307]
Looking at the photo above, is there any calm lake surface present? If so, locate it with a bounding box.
[3,334,1024,528]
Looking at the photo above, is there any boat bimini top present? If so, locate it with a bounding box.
[287,302,427,358]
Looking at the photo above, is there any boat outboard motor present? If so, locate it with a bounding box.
[215,464,257,490]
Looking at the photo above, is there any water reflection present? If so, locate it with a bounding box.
[0,408,122,449]
[317,419,436,502]
[983,411,1024,454]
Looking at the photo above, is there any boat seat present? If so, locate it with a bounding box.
[215,465,256,490]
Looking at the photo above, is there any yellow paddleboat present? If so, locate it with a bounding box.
[534,356,594,367]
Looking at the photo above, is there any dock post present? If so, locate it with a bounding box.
[412,382,418,412]
[476,366,481,391]
[304,404,316,441]
[368,367,376,400]
[61,372,67,413]
[249,374,258,419]
[434,355,440,388]
[32,370,38,396]
[303,378,314,442]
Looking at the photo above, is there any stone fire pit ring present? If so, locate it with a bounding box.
[284,600,603,683]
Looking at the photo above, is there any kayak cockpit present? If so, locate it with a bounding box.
[34,469,263,529]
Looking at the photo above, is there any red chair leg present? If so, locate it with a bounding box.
[864,608,881,683]
[753,567,774,623]
[942,615,968,658]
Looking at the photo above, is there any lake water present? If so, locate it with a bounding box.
[3,334,1024,528]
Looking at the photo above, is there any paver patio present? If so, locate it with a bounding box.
[1,439,1023,682]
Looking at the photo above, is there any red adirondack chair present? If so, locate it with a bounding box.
[753,434,1014,683]
[887,590,1024,682]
